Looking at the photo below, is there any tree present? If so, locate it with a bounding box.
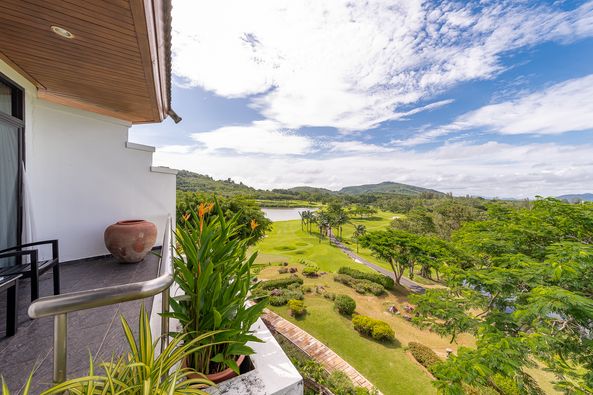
[410,198,593,394]
[352,224,366,253]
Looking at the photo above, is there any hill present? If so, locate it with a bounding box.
[284,186,335,194]
[339,181,443,196]
[557,193,593,202]
[176,170,255,194]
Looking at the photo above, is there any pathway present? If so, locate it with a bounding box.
[261,309,380,393]
[330,237,426,294]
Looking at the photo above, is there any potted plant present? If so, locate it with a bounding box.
[169,201,267,383]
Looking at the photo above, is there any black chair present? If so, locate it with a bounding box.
[0,240,60,301]
[0,274,21,336]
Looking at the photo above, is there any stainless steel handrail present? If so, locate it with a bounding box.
[28,217,174,384]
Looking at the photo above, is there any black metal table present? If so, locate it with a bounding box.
[0,274,21,337]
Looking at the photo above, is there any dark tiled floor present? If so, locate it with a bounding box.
[0,253,160,393]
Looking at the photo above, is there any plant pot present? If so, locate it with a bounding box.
[184,355,246,384]
[104,220,157,263]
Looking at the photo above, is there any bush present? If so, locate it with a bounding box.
[352,315,394,342]
[303,285,312,293]
[408,342,441,370]
[371,321,394,342]
[338,267,394,289]
[284,289,304,301]
[269,295,288,306]
[259,277,303,290]
[335,295,356,315]
[288,299,306,316]
[278,267,289,274]
[323,292,336,301]
[302,264,319,277]
[334,274,386,296]
[326,371,355,395]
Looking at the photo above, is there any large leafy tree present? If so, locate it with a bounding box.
[410,198,593,394]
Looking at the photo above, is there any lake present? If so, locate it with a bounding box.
[261,207,317,222]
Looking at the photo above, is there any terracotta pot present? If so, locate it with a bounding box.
[184,355,246,385]
[104,220,157,263]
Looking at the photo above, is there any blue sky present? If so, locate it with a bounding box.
[131,0,593,198]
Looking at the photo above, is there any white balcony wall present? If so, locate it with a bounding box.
[0,59,176,262]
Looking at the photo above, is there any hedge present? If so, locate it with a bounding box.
[334,294,356,315]
[259,276,303,290]
[338,267,394,289]
[334,274,385,296]
[288,299,306,316]
[352,315,394,342]
[407,342,441,370]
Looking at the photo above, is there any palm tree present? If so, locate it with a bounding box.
[298,211,305,231]
[335,211,349,241]
[353,224,366,253]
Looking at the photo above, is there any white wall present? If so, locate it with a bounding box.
[0,59,177,262]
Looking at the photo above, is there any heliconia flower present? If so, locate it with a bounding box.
[250,219,258,231]
[182,213,190,222]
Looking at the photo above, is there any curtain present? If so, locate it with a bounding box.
[0,81,18,268]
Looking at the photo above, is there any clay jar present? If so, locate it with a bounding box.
[104,220,157,263]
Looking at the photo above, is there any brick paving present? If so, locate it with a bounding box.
[262,309,381,393]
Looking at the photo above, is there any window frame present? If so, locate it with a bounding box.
[0,72,25,246]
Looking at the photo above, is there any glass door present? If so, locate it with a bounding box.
[0,76,24,268]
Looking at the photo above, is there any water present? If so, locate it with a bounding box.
[261,207,317,222]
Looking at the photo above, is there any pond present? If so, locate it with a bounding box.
[261,207,317,222]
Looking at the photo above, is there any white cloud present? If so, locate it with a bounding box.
[154,140,593,198]
[328,141,393,153]
[457,73,593,135]
[189,120,314,155]
[172,0,593,132]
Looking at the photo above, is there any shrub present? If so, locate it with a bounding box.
[278,267,289,274]
[335,295,356,315]
[334,274,385,296]
[284,289,304,301]
[338,267,394,289]
[302,264,320,277]
[326,371,355,395]
[269,295,288,306]
[303,285,312,293]
[352,315,376,335]
[259,277,303,290]
[408,342,441,370]
[371,321,394,342]
[288,299,306,316]
[352,315,394,342]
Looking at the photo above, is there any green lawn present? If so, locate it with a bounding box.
[271,295,436,395]
[254,220,376,273]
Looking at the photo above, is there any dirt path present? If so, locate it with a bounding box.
[262,309,381,393]
[330,237,426,294]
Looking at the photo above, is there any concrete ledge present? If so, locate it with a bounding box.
[150,166,179,175]
[126,141,156,152]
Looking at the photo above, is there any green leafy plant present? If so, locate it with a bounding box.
[258,276,303,290]
[352,315,394,342]
[334,294,356,315]
[407,342,441,371]
[170,200,267,376]
[302,264,320,277]
[334,274,386,296]
[288,299,307,316]
[2,305,219,394]
[338,267,394,289]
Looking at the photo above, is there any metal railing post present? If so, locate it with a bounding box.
[160,287,170,353]
[53,313,67,384]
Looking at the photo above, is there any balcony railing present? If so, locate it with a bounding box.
[27,217,173,384]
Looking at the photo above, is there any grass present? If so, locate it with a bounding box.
[259,263,474,395]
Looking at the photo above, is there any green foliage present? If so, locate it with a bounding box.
[288,299,307,316]
[407,342,442,371]
[338,266,394,289]
[177,193,271,245]
[334,294,357,315]
[302,264,320,277]
[339,181,443,196]
[170,201,266,375]
[352,315,394,342]
[3,306,218,394]
[258,276,304,290]
[326,371,356,394]
[490,374,521,395]
[411,198,593,393]
[334,273,386,296]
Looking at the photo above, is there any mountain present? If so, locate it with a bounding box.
[557,193,593,202]
[339,181,443,196]
[176,170,256,194]
[284,186,335,194]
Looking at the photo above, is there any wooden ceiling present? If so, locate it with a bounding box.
[0,0,172,124]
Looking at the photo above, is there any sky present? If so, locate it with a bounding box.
[130,0,593,198]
